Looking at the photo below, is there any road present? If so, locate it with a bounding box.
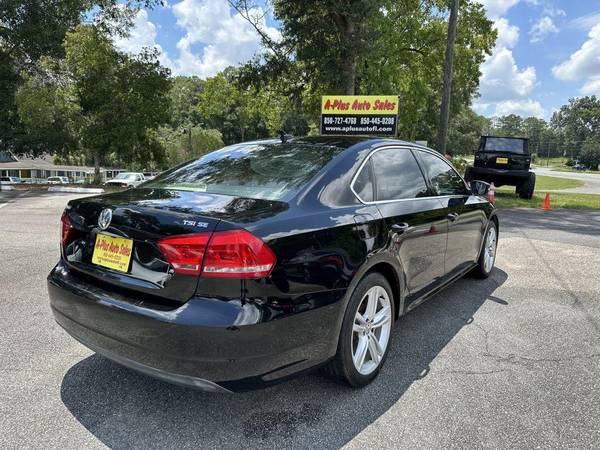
[1,191,600,449]
[534,167,600,194]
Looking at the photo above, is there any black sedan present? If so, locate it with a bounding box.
[48,136,498,392]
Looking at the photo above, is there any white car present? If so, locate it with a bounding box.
[0,176,22,185]
[104,172,146,188]
[47,176,70,184]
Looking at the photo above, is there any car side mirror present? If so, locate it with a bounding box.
[470,180,490,196]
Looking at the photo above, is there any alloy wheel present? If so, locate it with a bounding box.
[351,285,392,375]
[483,226,497,273]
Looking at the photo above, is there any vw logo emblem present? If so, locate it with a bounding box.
[98,208,112,230]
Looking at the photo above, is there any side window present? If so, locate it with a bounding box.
[417,151,468,196]
[353,159,374,202]
[370,148,429,201]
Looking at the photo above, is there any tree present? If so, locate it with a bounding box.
[268,0,381,95]
[155,126,224,167]
[437,0,461,153]
[493,114,524,136]
[16,24,171,175]
[580,137,600,170]
[447,107,490,155]
[551,96,600,157]
[234,0,495,143]
[0,0,161,154]
[168,76,205,128]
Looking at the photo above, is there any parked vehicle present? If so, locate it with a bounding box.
[104,172,145,188]
[47,176,70,184]
[464,136,535,199]
[143,172,159,181]
[0,176,22,185]
[48,137,498,392]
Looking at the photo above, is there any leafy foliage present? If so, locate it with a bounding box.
[580,137,600,170]
[0,0,162,154]
[16,24,171,173]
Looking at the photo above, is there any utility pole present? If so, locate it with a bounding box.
[437,0,460,154]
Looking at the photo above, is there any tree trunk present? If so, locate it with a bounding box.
[92,150,101,183]
[437,0,460,154]
[331,12,356,95]
[341,57,356,95]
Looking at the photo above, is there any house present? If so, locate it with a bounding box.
[0,152,124,183]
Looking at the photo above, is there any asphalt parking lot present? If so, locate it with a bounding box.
[1,191,599,449]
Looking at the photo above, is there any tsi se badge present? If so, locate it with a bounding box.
[98,208,112,230]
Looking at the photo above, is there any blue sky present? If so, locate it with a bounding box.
[113,0,600,120]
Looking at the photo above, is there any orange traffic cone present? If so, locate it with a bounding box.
[542,192,551,211]
[487,182,496,203]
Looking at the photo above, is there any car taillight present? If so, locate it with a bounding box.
[157,230,276,278]
[203,230,276,278]
[157,233,211,276]
[61,210,75,247]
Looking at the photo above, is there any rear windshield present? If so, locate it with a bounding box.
[482,137,526,154]
[145,143,346,201]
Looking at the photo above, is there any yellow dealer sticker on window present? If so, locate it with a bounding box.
[92,233,133,273]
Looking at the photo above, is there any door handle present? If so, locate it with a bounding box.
[447,212,459,222]
[391,223,410,234]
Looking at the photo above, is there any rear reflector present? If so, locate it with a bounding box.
[157,230,276,278]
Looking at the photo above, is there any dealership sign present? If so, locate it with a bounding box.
[320,95,399,136]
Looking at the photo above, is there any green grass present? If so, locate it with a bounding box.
[493,174,599,209]
[496,175,584,192]
[494,191,600,209]
[534,156,568,168]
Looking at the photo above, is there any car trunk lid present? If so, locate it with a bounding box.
[62,188,285,303]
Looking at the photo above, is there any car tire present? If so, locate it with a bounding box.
[518,172,535,199]
[325,272,395,387]
[472,221,498,279]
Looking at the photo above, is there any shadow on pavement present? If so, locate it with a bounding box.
[60,269,508,449]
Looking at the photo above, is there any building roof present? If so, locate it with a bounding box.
[0,153,116,172]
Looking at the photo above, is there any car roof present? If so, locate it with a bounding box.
[241,135,431,153]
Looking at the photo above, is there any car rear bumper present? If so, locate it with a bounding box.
[468,166,530,185]
[48,261,345,392]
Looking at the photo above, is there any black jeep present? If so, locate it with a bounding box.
[464,136,535,199]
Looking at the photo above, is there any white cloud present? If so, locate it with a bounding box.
[113,1,281,78]
[477,0,520,20]
[570,12,600,30]
[479,18,537,103]
[474,12,539,116]
[479,47,537,101]
[113,9,173,68]
[495,18,520,48]
[542,6,565,18]
[529,16,559,43]
[170,0,280,78]
[494,99,545,117]
[581,77,600,95]
[552,23,600,93]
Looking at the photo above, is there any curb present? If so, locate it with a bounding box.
[48,186,104,194]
